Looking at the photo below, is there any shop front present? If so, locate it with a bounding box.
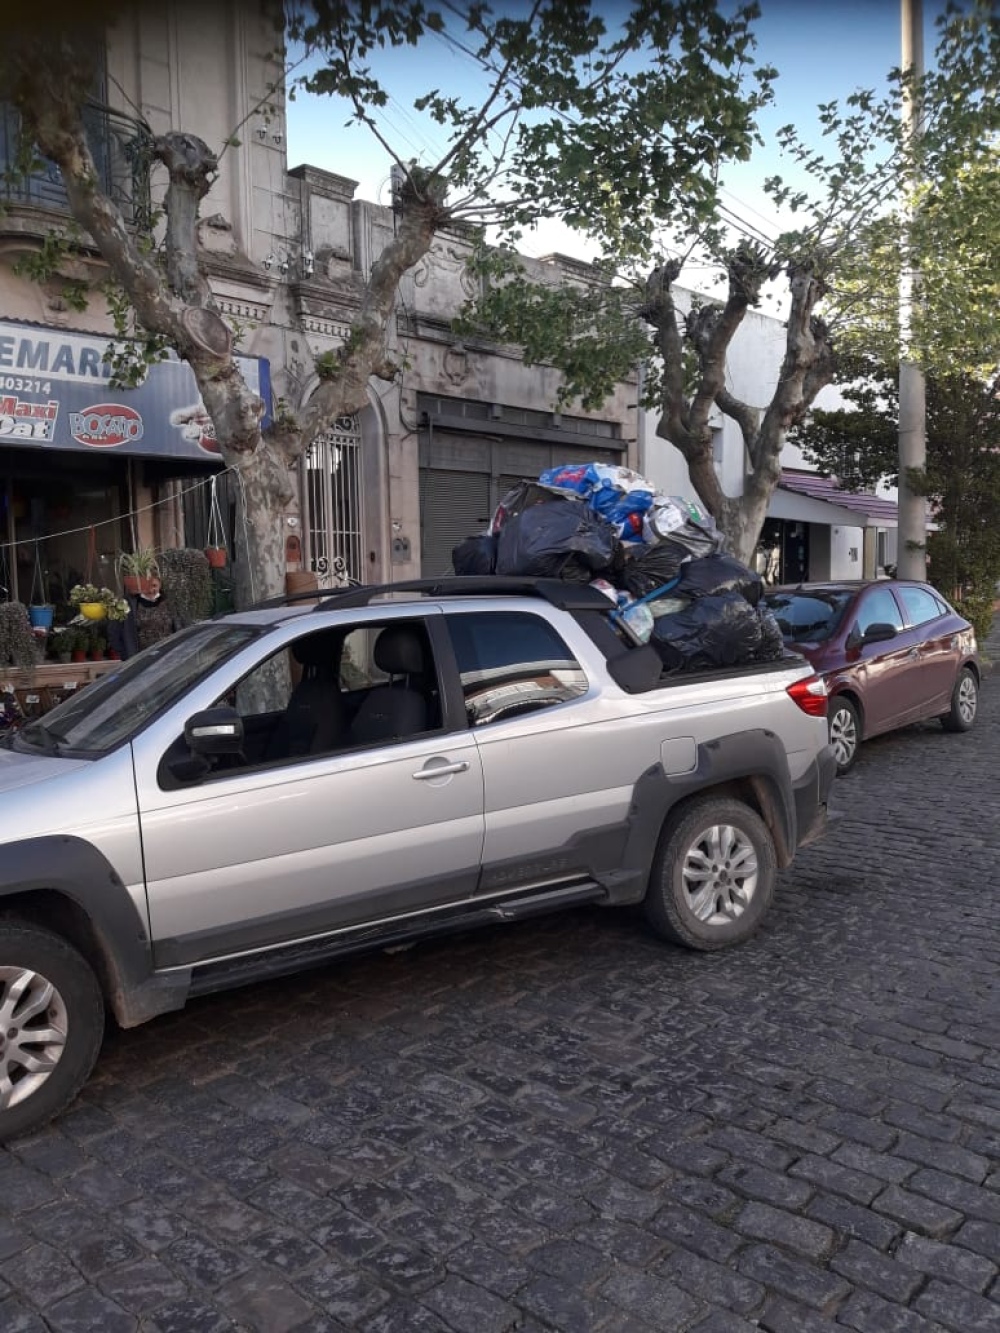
[0,318,269,602]
[0,318,269,715]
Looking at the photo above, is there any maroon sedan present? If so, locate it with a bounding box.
[761,580,980,773]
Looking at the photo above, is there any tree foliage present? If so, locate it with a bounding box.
[792,363,1000,641]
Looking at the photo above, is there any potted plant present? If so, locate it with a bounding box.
[0,602,41,669]
[69,630,87,663]
[69,584,130,623]
[204,544,228,570]
[49,626,74,664]
[118,547,161,597]
[88,626,108,661]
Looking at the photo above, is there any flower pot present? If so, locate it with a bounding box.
[89,649,106,661]
[28,605,54,630]
[71,650,87,662]
[57,652,71,664]
[123,575,159,597]
[80,602,107,621]
[204,546,227,569]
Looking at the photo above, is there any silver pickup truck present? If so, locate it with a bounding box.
[0,577,835,1139]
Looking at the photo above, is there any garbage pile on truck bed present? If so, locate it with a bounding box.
[452,462,785,674]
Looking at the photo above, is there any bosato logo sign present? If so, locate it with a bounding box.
[68,404,144,448]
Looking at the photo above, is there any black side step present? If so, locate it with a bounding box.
[188,881,606,998]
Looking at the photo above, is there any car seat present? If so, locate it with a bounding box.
[347,624,431,745]
[266,629,346,759]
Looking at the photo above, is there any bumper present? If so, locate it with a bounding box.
[793,742,837,849]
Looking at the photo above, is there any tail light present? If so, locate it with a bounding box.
[787,674,829,717]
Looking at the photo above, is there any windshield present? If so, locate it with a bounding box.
[13,623,259,758]
[762,590,854,643]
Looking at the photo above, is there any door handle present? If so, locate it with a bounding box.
[907,648,920,660]
[413,759,470,779]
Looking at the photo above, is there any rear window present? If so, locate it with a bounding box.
[762,590,854,643]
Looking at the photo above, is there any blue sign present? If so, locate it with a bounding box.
[0,318,271,463]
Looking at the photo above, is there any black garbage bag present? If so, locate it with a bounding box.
[619,540,690,597]
[495,500,617,582]
[674,553,763,606]
[751,606,786,661]
[650,593,764,673]
[489,480,578,533]
[452,532,498,575]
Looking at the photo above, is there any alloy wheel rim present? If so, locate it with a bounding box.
[958,675,977,724]
[681,823,758,924]
[830,705,857,766]
[0,966,69,1111]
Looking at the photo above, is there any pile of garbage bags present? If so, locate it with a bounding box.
[452,462,785,675]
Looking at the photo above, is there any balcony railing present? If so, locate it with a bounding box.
[0,100,153,229]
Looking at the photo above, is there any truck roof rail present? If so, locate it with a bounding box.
[253,576,616,615]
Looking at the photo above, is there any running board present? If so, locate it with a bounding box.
[188,880,607,998]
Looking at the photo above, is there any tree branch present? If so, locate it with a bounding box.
[154,131,219,308]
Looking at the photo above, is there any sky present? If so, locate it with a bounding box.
[284,1,941,301]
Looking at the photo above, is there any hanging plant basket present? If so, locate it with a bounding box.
[204,476,230,571]
[80,602,107,621]
[28,604,54,630]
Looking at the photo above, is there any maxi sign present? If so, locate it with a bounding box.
[0,319,270,462]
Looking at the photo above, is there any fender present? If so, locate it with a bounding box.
[0,835,190,1027]
[602,729,801,901]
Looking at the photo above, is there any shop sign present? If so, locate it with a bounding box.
[0,319,270,462]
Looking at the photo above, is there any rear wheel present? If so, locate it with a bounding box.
[0,923,105,1143]
[828,696,860,774]
[941,666,978,733]
[644,797,776,951]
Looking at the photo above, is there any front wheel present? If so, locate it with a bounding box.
[828,696,861,774]
[644,797,776,951]
[0,922,105,1143]
[940,666,978,733]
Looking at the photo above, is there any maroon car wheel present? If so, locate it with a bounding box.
[941,667,978,733]
[829,696,860,773]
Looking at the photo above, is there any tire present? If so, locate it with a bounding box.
[940,666,978,733]
[0,922,105,1143]
[644,797,776,951]
[828,696,861,774]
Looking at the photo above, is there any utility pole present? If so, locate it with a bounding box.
[897,0,926,580]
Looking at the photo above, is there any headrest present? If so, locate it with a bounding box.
[374,624,426,676]
[292,630,340,668]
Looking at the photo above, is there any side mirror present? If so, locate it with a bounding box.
[184,706,245,755]
[862,622,898,645]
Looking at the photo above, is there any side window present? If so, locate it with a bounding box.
[447,611,588,727]
[855,587,904,636]
[896,585,945,627]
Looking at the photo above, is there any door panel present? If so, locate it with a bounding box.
[137,732,485,966]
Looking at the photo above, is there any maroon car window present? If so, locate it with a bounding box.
[896,585,944,627]
[855,587,904,635]
[762,590,853,642]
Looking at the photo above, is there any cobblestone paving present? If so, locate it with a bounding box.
[2,630,999,1332]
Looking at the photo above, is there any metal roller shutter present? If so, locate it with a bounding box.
[420,469,492,576]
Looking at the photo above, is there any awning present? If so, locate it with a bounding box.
[0,318,269,464]
[774,469,898,529]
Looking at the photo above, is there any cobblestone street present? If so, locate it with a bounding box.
[2,632,999,1333]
